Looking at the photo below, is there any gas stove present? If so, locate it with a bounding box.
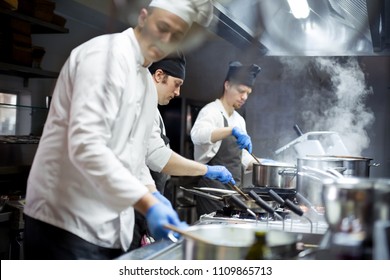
[199,208,328,235]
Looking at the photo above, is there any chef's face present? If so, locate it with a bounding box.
[136,8,189,65]
[153,69,183,105]
[224,81,252,110]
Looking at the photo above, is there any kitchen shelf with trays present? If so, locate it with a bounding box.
[0,7,69,86]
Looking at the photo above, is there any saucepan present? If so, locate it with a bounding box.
[252,161,297,189]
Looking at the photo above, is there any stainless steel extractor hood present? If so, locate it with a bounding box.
[210,0,390,56]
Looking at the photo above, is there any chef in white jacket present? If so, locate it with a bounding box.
[23,0,234,260]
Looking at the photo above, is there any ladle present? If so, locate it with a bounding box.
[250,152,261,164]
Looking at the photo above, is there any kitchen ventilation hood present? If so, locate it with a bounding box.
[210,0,389,56]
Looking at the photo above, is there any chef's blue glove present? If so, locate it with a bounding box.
[232,126,252,153]
[152,191,172,208]
[146,203,189,240]
[204,165,236,185]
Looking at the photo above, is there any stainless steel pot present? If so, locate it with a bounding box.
[321,178,375,239]
[303,155,376,177]
[374,179,390,221]
[181,224,300,260]
[182,224,256,260]
[252,162,296,189]
[296,157,345,207]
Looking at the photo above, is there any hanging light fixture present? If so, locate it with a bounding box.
[287,0,310,19]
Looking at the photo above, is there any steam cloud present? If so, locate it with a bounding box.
[280,57,374,156]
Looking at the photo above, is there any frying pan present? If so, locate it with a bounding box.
[179,186,277,213]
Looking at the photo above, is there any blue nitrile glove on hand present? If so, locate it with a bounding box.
[232,126,252,153]
[146,203,189,240]
[152,191,172,208]
[204,165,236,185]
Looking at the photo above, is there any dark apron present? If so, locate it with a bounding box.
[196,114,242,217]
[150,116,170,194]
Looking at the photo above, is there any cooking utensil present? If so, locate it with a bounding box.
[229,195,257,219]
[252,162,296,189]
[181,224,257,260]
[248,190,283,221]
[164,224,211,244]
[250,152,261,164]
[293,124,304,136]
[296,157,346,207]
[304,155,378,177]
[193,187,237,195]
[322,177,375,239]
[268,189,304,216]
[179,186,275,212]
[227,181,251,200]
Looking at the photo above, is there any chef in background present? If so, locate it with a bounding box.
[191,61,263,216]
[23,0,234,260]
[130,51,187,250]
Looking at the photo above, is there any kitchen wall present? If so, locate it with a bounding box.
[1,1,388,178]
[180,36,390,178]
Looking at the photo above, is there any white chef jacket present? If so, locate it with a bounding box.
[24,28,172,251]
[190,99,253,170]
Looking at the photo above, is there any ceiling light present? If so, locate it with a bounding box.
[287,0,310,19]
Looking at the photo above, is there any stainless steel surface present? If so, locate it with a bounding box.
[374,179,390,221]
[252,162,296,189]
[117,217,327,260]
[182,224,256,260]
[180,186,277,211]
[297,157,346,207]
[322,177,375,239]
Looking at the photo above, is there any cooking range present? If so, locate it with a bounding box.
[196,185,328,235]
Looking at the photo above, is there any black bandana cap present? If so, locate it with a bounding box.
[149,51,186,80]
[225,61,261,87]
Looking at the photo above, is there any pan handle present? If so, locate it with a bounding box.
[269,190,303,216]
[248,190,274,214]
[229,195,257,218]
[179,186,223,201]
[293,124,304,136]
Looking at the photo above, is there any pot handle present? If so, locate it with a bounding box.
[278,168,297,176]
[370,163,380,167]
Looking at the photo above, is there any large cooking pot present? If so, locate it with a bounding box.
[304,155,376,177]
[296,157,345,207]
[181,224,300,260]
[182,224,256,259]
[252,162,296,189]
[322,177,375,239]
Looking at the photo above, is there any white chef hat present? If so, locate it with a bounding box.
[148,0,214,27]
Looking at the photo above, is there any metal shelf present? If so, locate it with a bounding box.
[0,7,69,34]
[0,7,68,85]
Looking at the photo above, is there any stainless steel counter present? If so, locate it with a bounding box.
[117,212,326,260]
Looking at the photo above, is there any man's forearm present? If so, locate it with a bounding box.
[161,152,207,176]
[210,127,233,143]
